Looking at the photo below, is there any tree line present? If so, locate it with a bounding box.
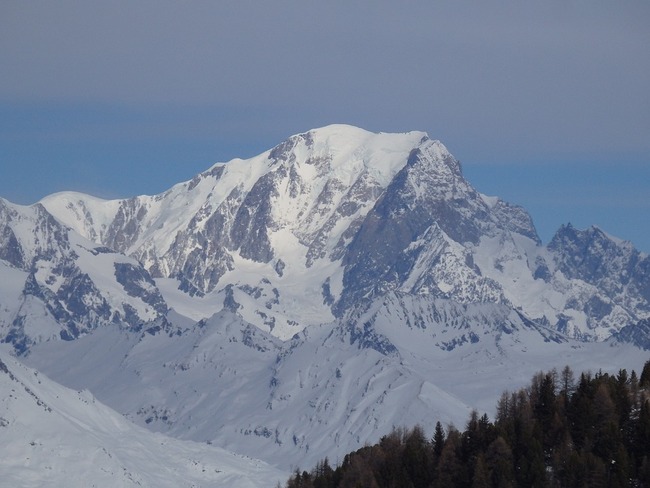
[284,360,650,487]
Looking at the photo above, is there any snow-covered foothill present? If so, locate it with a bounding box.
[0,349,285,488]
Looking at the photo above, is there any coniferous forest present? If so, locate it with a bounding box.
[284,360,650,488]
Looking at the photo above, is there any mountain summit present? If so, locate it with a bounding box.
[2,124,648,348]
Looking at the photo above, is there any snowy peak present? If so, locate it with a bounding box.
[34,126,469,338]
[336,140,539,314]
[546,223,650,325]
[3,124,649,346]
[38,191,122,244]
[0,199,167,352]
[549,223,636,264]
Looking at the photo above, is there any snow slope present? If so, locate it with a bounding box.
[23,303,649,471]
[0,349,285,488]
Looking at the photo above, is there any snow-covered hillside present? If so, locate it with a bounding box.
[23,303,649,471]
[0,350,285,487]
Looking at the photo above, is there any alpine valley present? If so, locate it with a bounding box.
[1,125,649,482]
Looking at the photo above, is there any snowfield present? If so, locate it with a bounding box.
[0,349,286,488]
[22,306,649,471]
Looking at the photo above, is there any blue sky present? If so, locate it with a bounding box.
[1,1,649,251]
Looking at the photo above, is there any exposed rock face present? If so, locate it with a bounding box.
[548,224,650,312]
[613,318,650,350]
[337,141,522,314]
[0,199,166,352]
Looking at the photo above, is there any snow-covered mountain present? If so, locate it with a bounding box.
[2,124,649,473]
[24,124,649,345]
[0,198,167,353]
[0,350,285,487]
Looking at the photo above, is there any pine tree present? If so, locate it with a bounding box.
[568,372,595,449]
[560,365,575,400]
[485,436,515,488]
[639,359,650,388]
[436,427,462,487]
[592,383,618,460]
[551,431,576,487]
[634,398,650,464]
[338,454,379,488]
[471,453,490,488]
[611,443,630,488]
[313,458,334,488]
[639,456,650,486]
[533,371,557,453]
[495,391,515,445]
[402,425,430,487]
[432,421,446,459]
